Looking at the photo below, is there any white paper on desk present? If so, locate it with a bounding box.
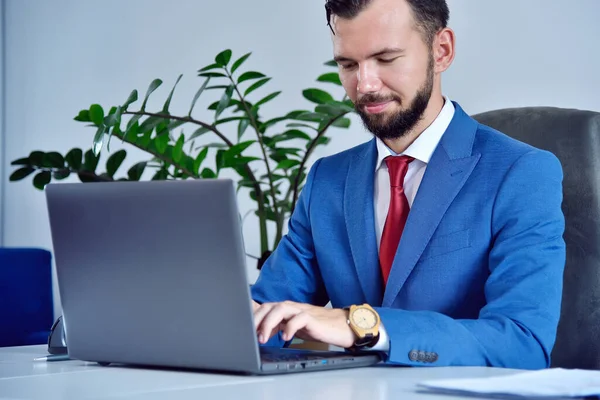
[417,368,600,399]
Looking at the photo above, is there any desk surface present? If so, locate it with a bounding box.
[0,345,523,400]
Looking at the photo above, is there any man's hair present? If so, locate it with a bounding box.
[325,0,449,46]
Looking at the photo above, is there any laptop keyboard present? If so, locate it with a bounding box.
[260,349,330,363]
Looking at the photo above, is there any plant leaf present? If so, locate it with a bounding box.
[215,49,232,67]
[141,79,163,111]
[154,133,170,154]
[162,74,183,113]
[200,168,216,179]
[331,117,351,128]
[216,85,234,119]
[214,116,247,125]
[238,118,250,140]
[193,147,209,175]
[53,169,70,180]
[83,149,100,172]
[276,159,301,170]
[28,151,44,166]
[271,147,301,156]
[227,140,255,157]
[260,116,288,132]
[294,112,327,122]
[9,167,35,181]
[65,148,83,170]
[208,98,242,111]
[189,78,210,116]
[74,109,91,122]
[303,88,334,104]
[152,169,169,180]
[231,52,251,74]
[287,122,318,131]
[168,120,187,131]
[188,126,211,141]
[254,91,281,109]
[33,171,52,190]
[106,149,127,177]
[269,129,312,146]
[89,104,104,126]
[122,89,138,110]
[198,72,227,78]
[206,85,231,90]
[307,136,331,149]
[238,71,266,84]
[244,77,270,97]
[138,116,163,134]
[92,125,106,156]
[43,152,64,168]
[315,102,354,116]
[172,134,185,163]
[317,72,342,85]
[10,157,30,166]
[103,105,122,127]
[125,120,140,142]
[324,59,338,67]
[198,63,221,72]
[127,162,147,181]
[201,143,228,149]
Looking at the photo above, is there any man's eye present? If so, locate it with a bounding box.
[340,63,357,70]
[379,58,397,64]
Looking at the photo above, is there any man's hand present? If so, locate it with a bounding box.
[251,300,357,349]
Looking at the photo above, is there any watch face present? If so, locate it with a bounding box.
[352,308,378,329]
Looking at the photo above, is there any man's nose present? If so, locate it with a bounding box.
[356,64,382,94]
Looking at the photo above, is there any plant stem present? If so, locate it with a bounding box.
[225,70,280,226]
[123,111,235,147]
[122,109,270,255]
[38,167,114,182]
[290,113,346,213]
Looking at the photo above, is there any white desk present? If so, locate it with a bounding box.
[0,345,523,400]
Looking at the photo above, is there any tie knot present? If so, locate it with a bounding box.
[385,155,414,188]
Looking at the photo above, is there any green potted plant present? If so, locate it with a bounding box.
[9,49,354,269]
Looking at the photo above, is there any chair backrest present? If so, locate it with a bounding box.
[0,248,54,347]
[472,106,600,370]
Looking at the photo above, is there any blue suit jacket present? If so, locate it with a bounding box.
[251,102,566,369]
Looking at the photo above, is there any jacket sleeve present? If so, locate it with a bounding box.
[251,159,329,346]
[374,149,566,369]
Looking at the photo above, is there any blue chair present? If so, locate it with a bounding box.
[0,248,54,347]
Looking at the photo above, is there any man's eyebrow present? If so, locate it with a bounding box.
[334,47,405,63]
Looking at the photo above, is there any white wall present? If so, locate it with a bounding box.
[3,0,600,318]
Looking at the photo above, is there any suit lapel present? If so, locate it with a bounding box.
[344,140,384,306]
[382,103,481,307]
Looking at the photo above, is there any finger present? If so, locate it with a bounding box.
[253,302,276,330]
[251,300,260,313]
[258,303,300,344]
[282,312,311,342]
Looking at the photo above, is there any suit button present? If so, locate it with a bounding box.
[417,351,427,362]
[409,350,419,361]
[425,352,436,363]
[430,353,438,363]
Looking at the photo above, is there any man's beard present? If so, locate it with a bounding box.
[355,56,434,141]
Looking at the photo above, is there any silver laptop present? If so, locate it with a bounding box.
[45,179,382,375]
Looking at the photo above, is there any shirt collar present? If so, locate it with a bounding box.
[375,96,455,171]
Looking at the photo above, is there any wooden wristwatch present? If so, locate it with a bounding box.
[344,304,381,351]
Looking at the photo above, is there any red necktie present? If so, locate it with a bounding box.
[379,155,414,285]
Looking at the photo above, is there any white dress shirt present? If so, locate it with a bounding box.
[367,96,455,352]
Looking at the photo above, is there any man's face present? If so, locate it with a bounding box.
[332,0,435,140]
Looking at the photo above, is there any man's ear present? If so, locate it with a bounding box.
[433,28,456,73]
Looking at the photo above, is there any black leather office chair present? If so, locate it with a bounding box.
[472,106,600,370]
